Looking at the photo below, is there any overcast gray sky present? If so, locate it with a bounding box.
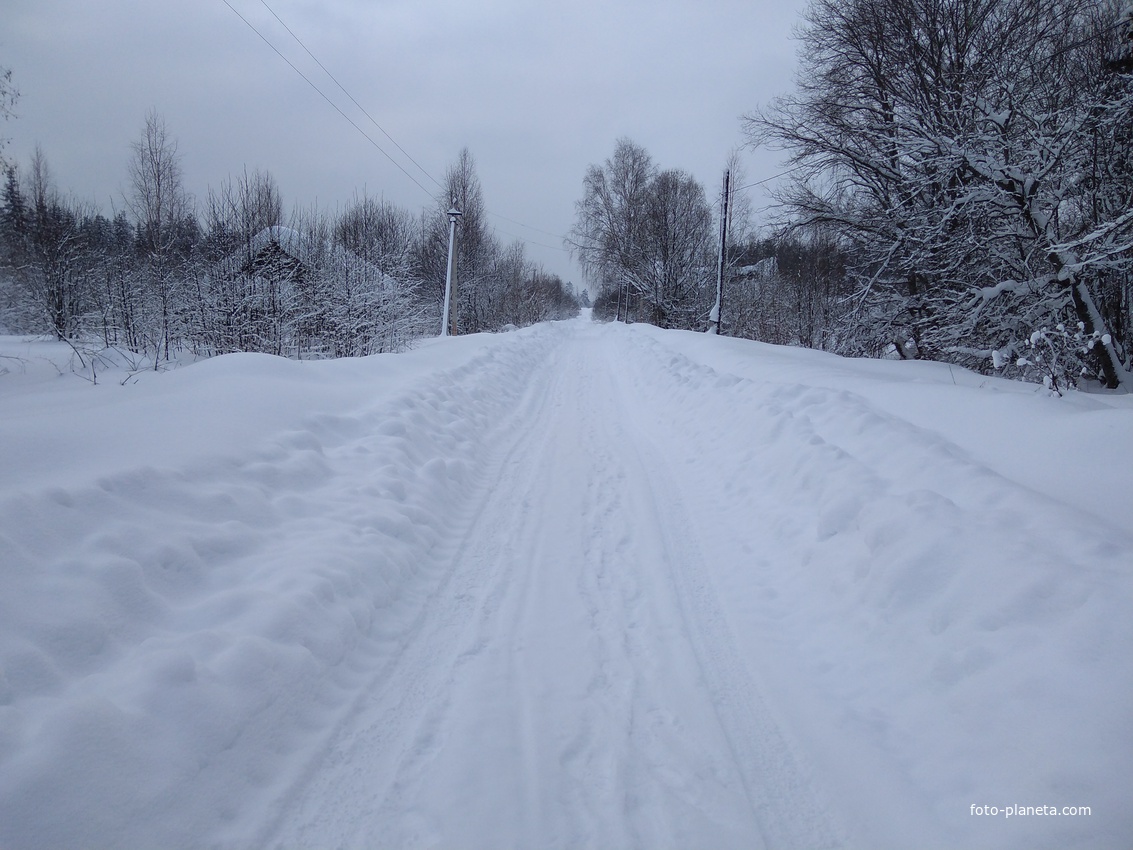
[2,0,806,286]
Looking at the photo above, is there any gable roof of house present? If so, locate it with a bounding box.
[212,226,401,291]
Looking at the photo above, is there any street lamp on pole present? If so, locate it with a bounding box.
[440,205,462,337]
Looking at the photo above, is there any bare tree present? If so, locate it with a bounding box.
[722,149,755,252]
[2,149,91,338]
[126,109,193,361]
[337,192,416,277]
[746,0,1132,388]
[333,195,428,352]
[644,168,713,326]
[571,139,711,327]
[570,138,656,322]
[0,65,17,169]
[439,148,496,332]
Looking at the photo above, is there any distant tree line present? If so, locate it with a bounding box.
[568,139,860,353]
[0,110,580,364]
[572,0,1132,391]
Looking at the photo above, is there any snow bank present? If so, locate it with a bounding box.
[0,326,565,849]
[632,329,1133,536]
[610,324,1133,849]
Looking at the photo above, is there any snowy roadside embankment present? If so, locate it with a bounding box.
[608,324,1133,849]
[0,326,563,849]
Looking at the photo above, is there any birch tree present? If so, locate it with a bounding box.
[571,140,712,327]
[126,109,193,361]
[570,139,656,322]
[0,65,17,169]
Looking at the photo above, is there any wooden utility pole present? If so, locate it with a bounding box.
[708,169,730,334]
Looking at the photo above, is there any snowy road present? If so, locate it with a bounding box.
[261,327,842,849]
[2,315,1131,849]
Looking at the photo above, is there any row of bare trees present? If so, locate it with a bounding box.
[568,2,1132,390]
[567,140,853,349]
[416,149,579,333]
[570,139,715,328]
[745,0,1133,390]
[0,111,581,365]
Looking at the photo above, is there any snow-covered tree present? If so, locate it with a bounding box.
[570,139,713,328]
[431,148,496,334]
[200,168,288,355]
[0,150,94,339]
[570,138,655,323]
[126,110,194,362]
[746,0,1132,389]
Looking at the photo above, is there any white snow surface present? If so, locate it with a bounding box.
[1,314,1131,849]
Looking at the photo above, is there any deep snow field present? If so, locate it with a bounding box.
[1,312,1131,849]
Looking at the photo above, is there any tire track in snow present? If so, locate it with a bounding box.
[266,330,630,848]
[265,322,846,849]
[0,323,567,850]
[595,331,846,850]
[254,329,574,849]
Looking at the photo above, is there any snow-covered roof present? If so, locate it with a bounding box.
[212,226,400,289]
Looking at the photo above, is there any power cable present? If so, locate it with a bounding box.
[731,164,808,194]
[255,0,444,192]
[225,0,571,262]
[489,225,569,254]
[220,0,435,198]
[488,211,567,241]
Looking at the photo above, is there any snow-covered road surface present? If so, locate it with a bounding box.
[2,315,1131,849]
[263,328,842,849]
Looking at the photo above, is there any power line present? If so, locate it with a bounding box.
[731,164,807,194]
[224,0,593,270]
[489,224,569,254]
[255,0,443,192]
[224,0,570,263]
[488,211,566,241]
[220,0,435,198]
